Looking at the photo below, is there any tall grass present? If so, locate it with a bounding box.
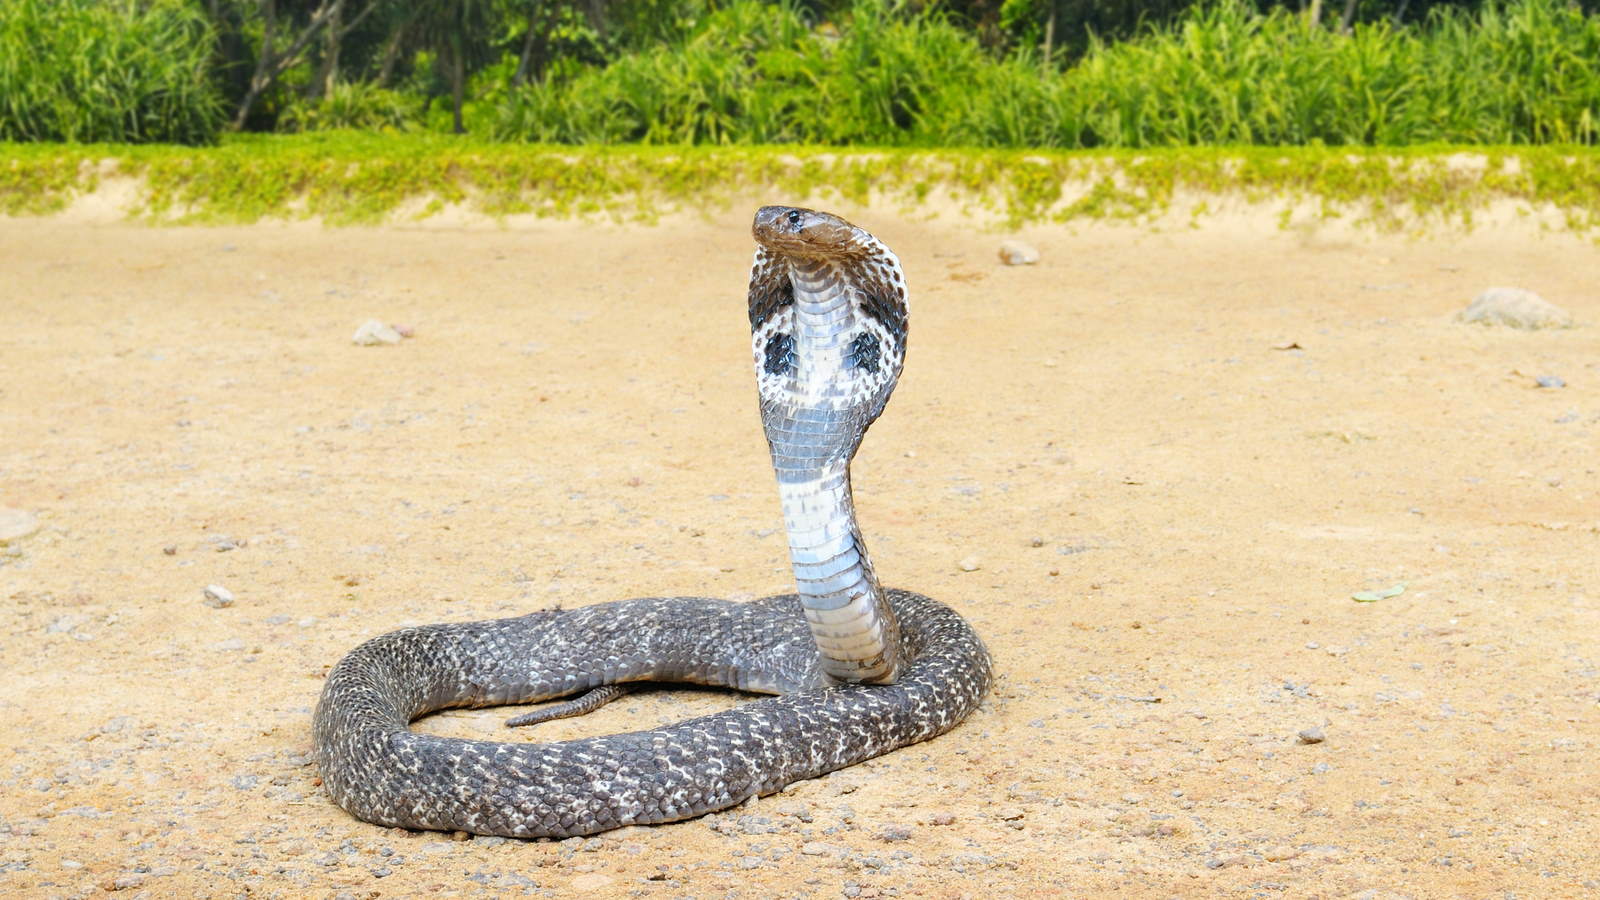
[496,0,1600,148]
[0,0,223,144]
[1073,0,1600,145]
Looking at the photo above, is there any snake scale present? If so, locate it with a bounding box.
[313,206,993,838]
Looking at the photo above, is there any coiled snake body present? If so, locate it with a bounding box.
[314,207,992,837]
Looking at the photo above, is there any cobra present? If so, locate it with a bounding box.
[312,206,992,837]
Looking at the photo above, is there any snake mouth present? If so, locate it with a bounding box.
[752,205,859,259]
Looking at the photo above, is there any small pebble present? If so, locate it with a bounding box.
[352,319,404,346]
[957,556,981,572]
[875,824,913,842]
[776,801,813,823]
[162,545,177,556]
[203,584,235,608]
[1535,375,1566,389]
[1298,727,1326,744]
[997,240,1040,266]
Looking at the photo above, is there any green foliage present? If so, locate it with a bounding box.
[3,137,1597,235]
[0,0,224,144]
[1071,0,1600,145]
[495,0,1600,148]
[280,82,423,133]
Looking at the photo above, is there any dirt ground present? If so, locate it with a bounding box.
[1,199,1597,899]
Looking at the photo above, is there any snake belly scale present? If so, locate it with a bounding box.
[313,207,993,838]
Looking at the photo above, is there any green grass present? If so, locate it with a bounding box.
[495,0,1600,149]
[2,0,1595,148]
[0,0,223,144]
[3,134,1598,233]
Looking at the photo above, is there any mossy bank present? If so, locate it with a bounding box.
[3,136,1597,233]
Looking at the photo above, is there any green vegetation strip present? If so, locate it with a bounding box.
[3,137,1598,232]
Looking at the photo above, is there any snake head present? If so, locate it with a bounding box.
[752,206,865,260]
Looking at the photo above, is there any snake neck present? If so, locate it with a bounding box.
[776,460,902,685]
[762,260,904,685]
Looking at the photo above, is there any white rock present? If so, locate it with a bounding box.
[203,584,235,608]
[1456,288,1573,330]
[0,508,39,544]
[352,319,404,345]
[998,240,1040,266]
[957,555,981,572]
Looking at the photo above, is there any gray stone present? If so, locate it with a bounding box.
[352,319,404,345]
[203,584,235,608]
[1298,726,1326,744]
[1456,288,1573,330]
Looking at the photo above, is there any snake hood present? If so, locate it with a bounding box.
[748,206,908,447]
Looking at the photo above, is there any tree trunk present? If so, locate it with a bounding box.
[451,3,466,135]
[377,20,406,87]
[1392,0,1412,27]
[581,0,605,38]
[1042,1,1056,66]
[312,0,343,99]
[207,0,252,109]
[232,0,280,130]
[1306,0,1324,28]
[229,0,381,129]
[512,0,541,87]
[1338,0,1359,34]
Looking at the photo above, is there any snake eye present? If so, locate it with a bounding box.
[787,210,802,229]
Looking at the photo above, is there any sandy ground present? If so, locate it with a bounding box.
[1,202,1597,899]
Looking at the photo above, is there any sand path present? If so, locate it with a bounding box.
[1,209,1596,897]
